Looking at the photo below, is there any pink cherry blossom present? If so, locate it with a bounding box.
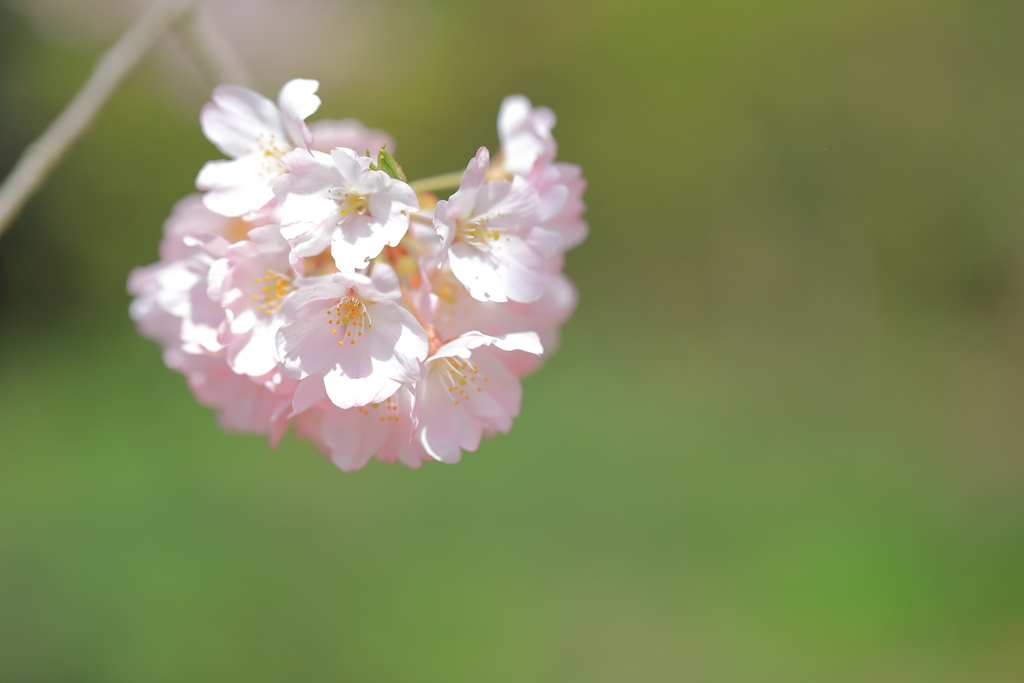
[414,332,542,463]
[375,386,433,469]
[528,161,589,252]
[425,267,577,377]
[182,353,296,446]
[133,245,227,357]
[156,193,272,261]
[276,264,428,410]
[129,193,254,364]
[196,78,321,217]
[498,94,557,177]
[294,385,426,472]
[127,262,186,366]
[130,88,587,473]
[275,148,417,272]
[433,147,561,303]
[208,224,299,377]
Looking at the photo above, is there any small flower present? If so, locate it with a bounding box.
[129,245,227,357]
[414,332,542,463]
[528,161,589,252]
[127,262,185,365]
[294,385,426,472]
[209,225,298,378]
[196,78,321,217]
[425,267,578,377]
[498,94,558,177]
[183,354,296,445]
[433,147,561,303]
[275,148,417,272]
[276,264,428,409]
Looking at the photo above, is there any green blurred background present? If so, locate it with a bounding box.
[3,0,1024,680]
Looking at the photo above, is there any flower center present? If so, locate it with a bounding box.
[249,133,291,181]
[252,269,292,315]
[354,396,402,423]
[327,295,372,346]
[435,356,488,405]
[457,217,503,246]
[328,187,368,220]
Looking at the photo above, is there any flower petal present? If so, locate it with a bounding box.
[201,85,287,158]
[277,78,320,149]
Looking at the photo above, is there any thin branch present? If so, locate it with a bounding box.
[168,20,221,87]
[0,0,200,239]
[176,9,252,88]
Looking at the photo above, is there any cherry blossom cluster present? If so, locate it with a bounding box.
[128,79,586,471]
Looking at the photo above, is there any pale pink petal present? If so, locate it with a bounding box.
[416,376,464,463]
[277,78,320,149]
[530,161,589,251]
[319,401,390,472]
[160,194,245,261]
[375,386,427,468]
[324,369,401,410]
[448,234,553,303]
[277,149,339,194]
[498,94,557,176]
[472,175,540,229]
[446,147,489,220]
[200,84,287,158]
[292,375,328,415]
[197,156,277,217]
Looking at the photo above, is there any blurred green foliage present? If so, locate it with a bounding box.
[3,0,1024,681]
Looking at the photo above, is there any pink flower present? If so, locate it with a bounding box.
[208,224,298,377]
[182,353,296,446]
[275,148,417,271]
[294,385,427,472]
[127,262,185,365]
[498,94,557,177]
[276,264,428,409]
[433,147,561,303]
[426,268,577,377]
[196,78,321,217]
[529,161,589,252]
[128,193,256,366]
[496,96,588,252]
[414,332,542,463]
[130,89,587,473]
[157,193,264,261]
[129,246,227,357]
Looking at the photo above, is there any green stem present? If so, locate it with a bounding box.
[407,170,465,195]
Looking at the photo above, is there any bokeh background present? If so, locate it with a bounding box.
[3,0,1024,680]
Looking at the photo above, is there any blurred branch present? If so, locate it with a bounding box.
[175,10,252,88]
[0,0,199,240]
